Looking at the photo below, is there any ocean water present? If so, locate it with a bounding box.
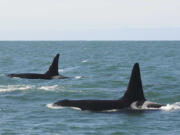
[0,41,180,135]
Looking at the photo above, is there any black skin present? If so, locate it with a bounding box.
[7,73,68,80]
[54,99,135,111]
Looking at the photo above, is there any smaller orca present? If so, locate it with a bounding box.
[8,54,68,80]
[53,63,165,111]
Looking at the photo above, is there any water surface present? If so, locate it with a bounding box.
[0,41,180,135]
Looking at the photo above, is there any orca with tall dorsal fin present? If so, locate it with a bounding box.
[53,63,164,111]
[8,54,69,80]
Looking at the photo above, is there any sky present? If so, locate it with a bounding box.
[0,0,180,40]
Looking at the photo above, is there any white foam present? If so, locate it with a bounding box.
[75,76,83,79]
[0,84,61,92]
[82,59,88,63]
[39,85,59,91]
[0,85,33,92]
[160,102,180,111]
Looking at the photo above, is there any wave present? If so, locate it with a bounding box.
[75,76,83,79]
[0,84,61,92]
[82,59,88,63]
[58,66,79,73]
[0,85,33,92]
[160,102,180,111]
[39,85,59,91]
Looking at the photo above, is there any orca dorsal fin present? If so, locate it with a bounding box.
[45,54,59,76]
[122,63,146,102]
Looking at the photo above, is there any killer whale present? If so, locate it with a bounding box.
[8,54,68,80]
[53,63,165,111]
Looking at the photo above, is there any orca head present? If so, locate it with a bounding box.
[45,54,60,77]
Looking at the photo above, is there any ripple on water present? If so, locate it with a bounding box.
[75,76,83,79]
[39,85,59,91]
[0,84,63,92]
[82,59,88,63]
[0,85,33,92]
[58,66,79,73]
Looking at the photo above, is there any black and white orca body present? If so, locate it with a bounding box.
[130,101,163,110]
[8,54,68,80]
[54,63,165,111]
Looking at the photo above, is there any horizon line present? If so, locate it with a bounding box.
[0,40,180,42]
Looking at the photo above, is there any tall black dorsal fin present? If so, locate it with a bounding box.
[122,63,146,102]
[45,54,59,76]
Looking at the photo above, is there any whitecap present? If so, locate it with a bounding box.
[0,85,33,92]
[39,85,59,91]
[58,67,79,73]
[160,102,180,111]
[82,59,88,63]
[75,76,83,79]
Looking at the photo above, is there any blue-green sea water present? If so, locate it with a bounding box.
[0,41,180,135]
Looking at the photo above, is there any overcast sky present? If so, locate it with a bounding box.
[0,0,180,40]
